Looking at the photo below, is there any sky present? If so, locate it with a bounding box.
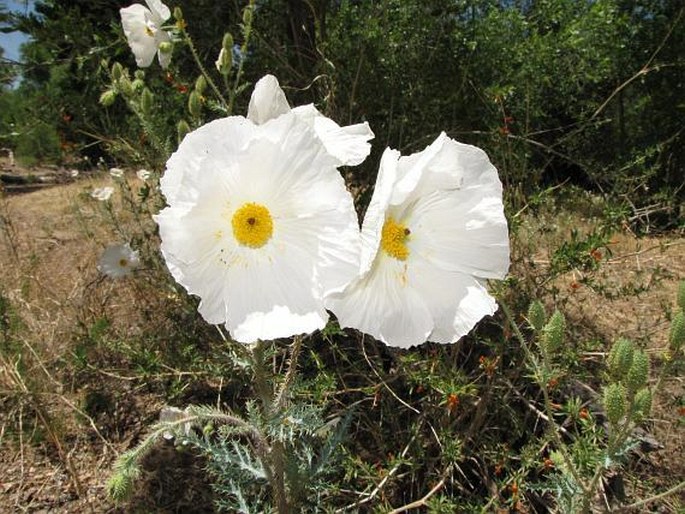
[1,0,35,62]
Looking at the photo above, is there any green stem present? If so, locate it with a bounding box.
[183,31,228,109]
[273,334,304,412]
[227,0,256,114]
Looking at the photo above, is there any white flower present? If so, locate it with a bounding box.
[98,244,140,278]
[136,169,152,181]
[155,112,362,343]
[247,75,374,166]
[109,167,125,178]
[326,133,510,348]
[120,0,172,69]
[91,187,114,201]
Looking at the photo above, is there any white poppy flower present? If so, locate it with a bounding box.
[120,0,172,69]
[326,133,510,348]
[137,169,152,181]
[98,244,140,278]
[109,167,125,178]
[247,75,374,166]
[155,112,362,343]
[91,186,114,201]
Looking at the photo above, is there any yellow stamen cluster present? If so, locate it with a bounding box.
[231,202,274,248]
[381,217,410,260]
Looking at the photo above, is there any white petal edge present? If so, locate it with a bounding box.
[247,75,291,125]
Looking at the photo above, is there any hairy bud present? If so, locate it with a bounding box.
[177,119,191,143]
[633,388,652,421]
[215,48,232,75]
[669,310,685,352]
[541,310,565,355]
[173,6,184,22]
[111,62,124,82]
[242,5,253,26]
[603,383,626,425]
[188,91,202,118]
[99,89,117,107]
[134,70,145,80]
[527,301,546,332]
[626,350,649,392]
[140,88,154,116]
[194,75,207,95]
[608,338,634,379]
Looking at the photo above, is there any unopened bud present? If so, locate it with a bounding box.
[194,75,207,95]
[159,41,173,54]
[527,301,546,332]
[188,91,202,117]
[134,70,145,80]
[131,78,145,93]
[242,5,253,26]
[669,310,685,352]
[603,383,626,425]
[222,33,234,51]
[173,6,184,22]
[140,88,154,116]
[608,338,634,379]
[111,62,124,82]
[633,388,652,421]
[118,76,133,96]
[541,310,565,355]
[626,350,649,392]
[177,119,191,143]
[215,48,232,75]
[99,89,117,107]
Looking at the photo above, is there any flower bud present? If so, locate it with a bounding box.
[99,89,117,107]
[140,88,154,116]
[633,388,652,421]
[541,310,565,355]
[242,5,253,26]
[222,33,234,51]
[527,301,546,332]
[134,70,145,80]
[173,6,184,22]
[678,281,685,311]
[131,78,145,93]
[603,383,626,425]
[626,350,649,392]
[118,76,133,97]
[194,75,207,95]
[669,310,685,352]
[111,62,124,82]
[188,91,202,118]
[159,41,173,54]
[215,48,232,75]
[608,338,634,379]
[177,119,191,143]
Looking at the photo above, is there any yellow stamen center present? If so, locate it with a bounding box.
[381,217,410,260]
[231,202,273,248]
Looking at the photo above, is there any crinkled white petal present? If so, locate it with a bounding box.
[328,255,433,348]
[292,104,374,166]
[156,113,360,342]
[120,4,158,68]
[144,0,170,21]
[247,75,291,125]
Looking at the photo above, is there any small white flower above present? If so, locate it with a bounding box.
[109,167,125,178]
[91,187,114,201]
[120,0,172,69]
[98,244,141,278]
[326,133,510,348]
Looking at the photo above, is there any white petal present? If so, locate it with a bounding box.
[409,256,497,343]
[247,75,291,125]
[144,0,170,21]
[156,30,172,69]
[292,104,374,166]
[328,255,433,348]
[120,4,157,68]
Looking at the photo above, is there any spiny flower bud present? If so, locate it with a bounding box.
[118,76,133,97]
[242,5,253,26]
[626,350,650,392]
[608,338,634,379]
[177,119,191,143]
[194,75,207,95]
[215,48,232,75]
[633,388,652,421]
[527,301,546,332]
[134,70,145,80]
[131,78,145,93]
[222,33,234,52]
[111,62,124,82]
[541,310,565,355]
[603,383,626,425]
[188,91,202,118]
[99,89,117,107]
[140,88,154,116]
[670,310,685,352]
[173,6,184,22]
[678,281,685,311]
